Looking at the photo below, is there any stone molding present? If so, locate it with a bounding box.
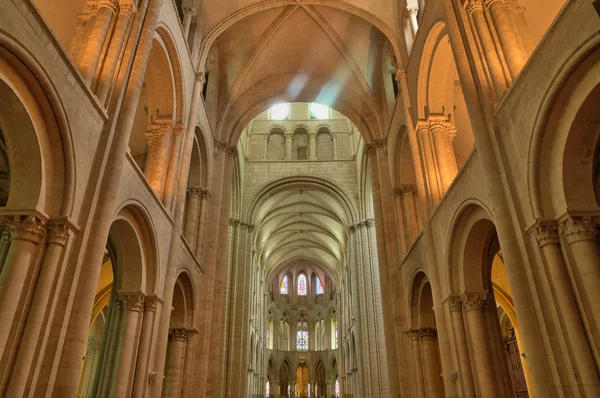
[560,216,599,244]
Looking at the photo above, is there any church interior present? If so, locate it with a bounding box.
[0,0,598,397]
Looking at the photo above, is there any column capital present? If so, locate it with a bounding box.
[187,186,209,199]
[146,120,175,147]
[230,218,240,227]
[47,224,69,246]
[446,295,463,312]
[461,292,488,312]
[398,184,417,195]
[183,5,197,16]
[428,116,457,139]
[97,0,119,13]
[534,223,560,247]
[560,216,598,244]
[420,328,438,340]
[348,225,356,234]
[416,120,430,136]
[363,218,375,228]
[406,6,419,16]
[465,0,484,14]
[118,0,137,17]
[214,139,238,158]
[169,328,188,342]
[407,328,421,340]
[186,329,199,341]
[144,296,160,312]
[484,0,506,9]
[173,123,186,138]
[2,215,46,244]
[123,294,144,312]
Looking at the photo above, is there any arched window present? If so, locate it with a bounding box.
[310,103,330,119]
[296,330,309,351]
[280,275,288,294]
[297,274,307,296]
[316,277,324,295]
[316,130,334,160]
[335,378,340,397]
[267,129,285,160]
[266,381,270,397]
[270,103,289,120]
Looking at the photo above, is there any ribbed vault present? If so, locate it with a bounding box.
[248,178,356,280]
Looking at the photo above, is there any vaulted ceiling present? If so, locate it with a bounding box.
[253,188,349,283]
[200,2,401,145]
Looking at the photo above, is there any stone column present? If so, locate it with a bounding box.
[462,293,495,396]
[285,134,293,160]
[182,6,196,37]
[0,225,12,273]
[416,121,442,206]
[111,294,144,396]
[7,223,69,396]
[79,0,118,85]
[401,185,420,244]
[420,329,443,398]
[95,0,137,102]
[407,7,419,38]
[505,0,534,56]
[195,190,210,257]
[144,119,174,199]
[166,329,187,397]
[408,329,426,398]
[182,330,198,398]
[309,133,317,160]
[447,296,476,397]
[184,187,203,248]
[429,117,458,195]
[484,0,525,79]
[98,298,124,397]
[534,224,600,394]
[465,0,508,95]
[560,216,600,354]
[0,215,45,359]
[392,189,409,255]
[164,124,186,211]
[132,296,159,398]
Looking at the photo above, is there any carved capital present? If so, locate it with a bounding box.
[462,292,488,312]
[123,294,144,312]
[187,186,207,199]
[408,328,421,340]
[465,0,484,13]
[447,295,463,312]
[399,184,417,195]
[534,224,560,248]
[484,0,506,9]
[144,296,159,312]
[420,328,438,340]
[348,225,356,234]
[118,0,137,17]
[230,218,240,227]
[195,72,206,84]
[363,219,375,228]
[428,117,457,139]
[406,7,419,16]
[97,0,119,13]
[560,216,599,245]
[186,329,199,341]
[146,120,174,148]
[183,6,197,16]
[416,121,430,136]
[3,215,47,244]
[169,328,188,342]
[173,123,186,138]
[47,224,69,246]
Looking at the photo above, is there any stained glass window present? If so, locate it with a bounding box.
[280,275,288,294]
[335,329,338,348]
[266,381,270,397]
[310,103,329,119]
[316,277,324,295]
[298,274,307,296]
[270,103,289,120]
[297,330,309,350]
[266,329,270,347]
[335,379,340,397]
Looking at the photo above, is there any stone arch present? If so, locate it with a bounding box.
[188,127,209,188]
[316,127,334,161]
[267,127,286,161]
[170,271,196,329]
[394,126,417,187]
[292,127,310,160]
[417,21,475,172]
[0,36,75,217]
[529,40,600,218]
